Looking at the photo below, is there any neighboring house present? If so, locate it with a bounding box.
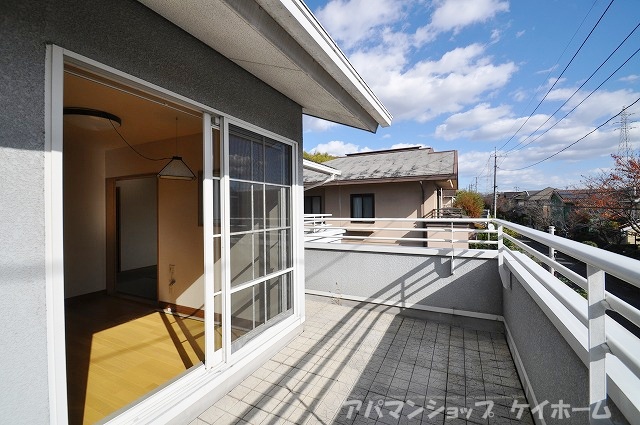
[303,147,458,246]
[510,187,566,230]
[0,2,390,424]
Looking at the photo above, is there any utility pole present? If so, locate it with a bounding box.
[474,176,478,193]
[493,148,498,218]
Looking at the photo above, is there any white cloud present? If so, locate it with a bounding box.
[435,103,551,141]
[310,141,372,156]
[490,29,501,44]
[516,30,525,38]
[303,116,338,132]
[415,0,509,44]
[315,0,405,49]
[351,44,517,123]
[620,74,639,83]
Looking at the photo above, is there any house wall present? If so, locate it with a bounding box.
[306,181,438,246]
[0,1,302,422]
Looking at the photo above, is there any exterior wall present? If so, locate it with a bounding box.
[0,0,302,422]
[306,181,438,246]
[305,246,502,321]
[502,276,588,424]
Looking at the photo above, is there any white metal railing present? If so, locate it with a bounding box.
[495,219,640,425]
[304,214,640,423]
[303,214,496,245]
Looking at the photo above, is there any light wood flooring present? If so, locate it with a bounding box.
[65,295,206,425]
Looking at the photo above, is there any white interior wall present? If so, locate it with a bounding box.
[117,177,157,271]
[63,140,107,298]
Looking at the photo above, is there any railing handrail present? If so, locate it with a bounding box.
[495,219,640,289]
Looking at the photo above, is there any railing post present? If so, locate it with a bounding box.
[587,264,610,424]
[548,226,556,276]
[450,221,455,275]
[497,222,504,269]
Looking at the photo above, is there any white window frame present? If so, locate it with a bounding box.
[44,45,303,424]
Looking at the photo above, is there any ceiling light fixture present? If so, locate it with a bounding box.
[158,117,195,181]
[63,107,121,131]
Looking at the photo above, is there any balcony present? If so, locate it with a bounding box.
[189,216,639,424]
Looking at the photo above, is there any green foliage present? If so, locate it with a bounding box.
[582,241,598,248]
[469,225,520,251]
[303,151,336,163]
[453,190,485,218]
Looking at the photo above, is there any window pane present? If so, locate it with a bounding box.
[254,283,266,327]
[213,179,221,235]
[213,128,221,178]
[265,185,289,228]
[352,196,363,218]
[229,181,252,233]
[229,133,252,180]
[214,294,222,351]
[265,230,282,275]
[253,184,264,230]
[267,273,292,321]
[265,140,284,184]
[363,195,374,218]
[252,141,264,182]
[230,286,254,342]
[312,196,321,214]
[214,236,222,292]
[230,233,255,287]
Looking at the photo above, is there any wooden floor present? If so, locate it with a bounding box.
[65,295,207,425]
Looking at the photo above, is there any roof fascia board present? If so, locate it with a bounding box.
[255,0,392,128]
[224,0,382,132]
[308,174,459,186]
[302,159,341,176]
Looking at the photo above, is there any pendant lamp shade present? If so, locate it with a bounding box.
[158,156,196,180]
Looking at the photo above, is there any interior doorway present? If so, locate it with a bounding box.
[109,176,158,301]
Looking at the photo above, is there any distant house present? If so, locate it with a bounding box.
[303,147,458,246]
[510,187,566,230]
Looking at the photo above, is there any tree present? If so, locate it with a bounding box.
[453,190,485,218]
[575,153,640,245]
[303,151,336,163]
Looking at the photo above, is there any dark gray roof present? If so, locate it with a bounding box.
[303,147,457,185]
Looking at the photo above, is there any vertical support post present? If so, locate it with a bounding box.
[497,223,504,269]
[548,226,556,276]
[587,265,609,424]
[493,148,498,218]
[450,221,455,275]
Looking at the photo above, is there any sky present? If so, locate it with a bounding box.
[301,0,640,193]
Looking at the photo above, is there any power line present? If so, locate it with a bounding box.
[504,22,640,154]
[497,0,616,152]
[507,46,640,154]
[499,96,640,172]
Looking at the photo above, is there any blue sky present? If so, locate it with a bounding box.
[301,0,640,193]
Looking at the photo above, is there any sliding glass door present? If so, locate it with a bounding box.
[206,120,295,365]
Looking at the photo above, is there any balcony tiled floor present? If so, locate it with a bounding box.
[192,299,534,425]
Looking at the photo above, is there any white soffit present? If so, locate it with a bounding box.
[137,0,392,132]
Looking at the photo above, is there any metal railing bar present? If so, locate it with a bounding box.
[606,293,640,330]
[503,233,588,290]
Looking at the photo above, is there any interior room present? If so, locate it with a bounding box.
[62,66,206,424]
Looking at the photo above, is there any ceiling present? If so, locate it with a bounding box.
[137,0,392,132]
[63,69,202,150]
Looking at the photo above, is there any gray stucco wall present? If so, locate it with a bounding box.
[305,247,502,318]
[503,275,628,425]
[0,1,302,423]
